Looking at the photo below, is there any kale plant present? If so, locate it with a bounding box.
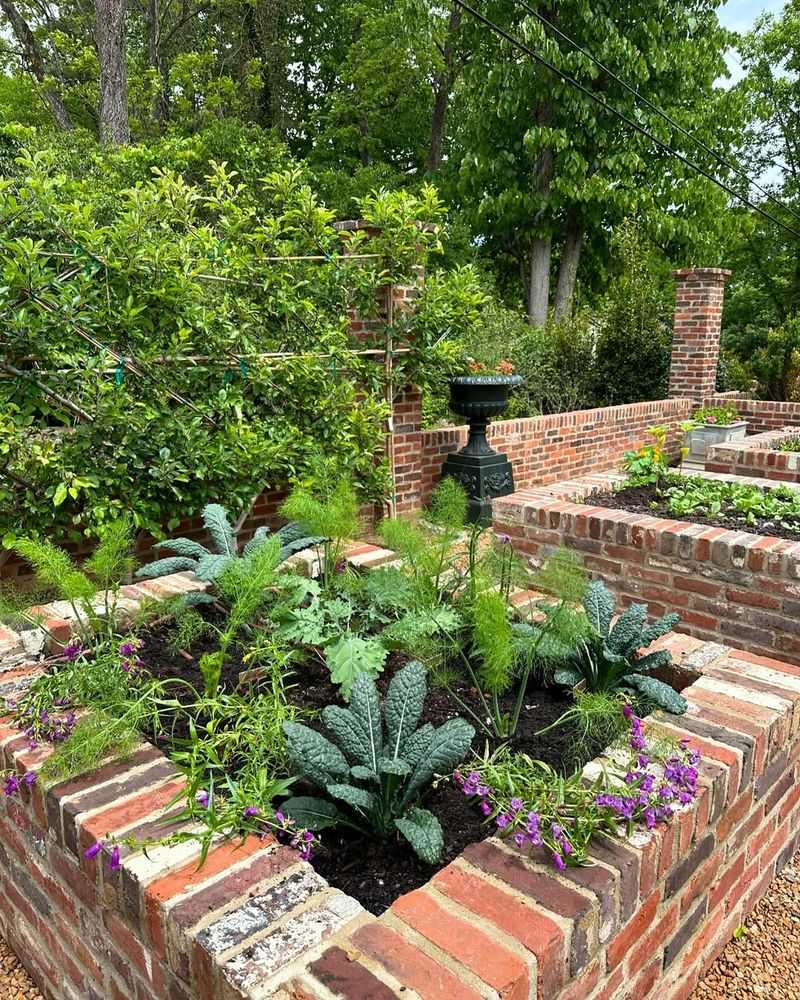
[136,503,321,589]
[555,581,686,713]
[281,661,474,863]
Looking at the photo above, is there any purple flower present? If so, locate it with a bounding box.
[109,846,121,872]
[84,841,104,860]
[498,534,511,545]
[552,852,566,871]
[23,771,36,788]
[119,640,137,657]
[622,703,633,720]
[195,790,209,809]
[3,775,19,796]
[561,838,572,856]
[513,832,528,849]
[480,800,492,817]
[509,797,524,813]
[496,814,511,829]
[244,806,259,818]
[62,641,83,661]
[275,810,285,825]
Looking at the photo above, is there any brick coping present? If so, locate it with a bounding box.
[4,565,800,997]
[706,426,800,478]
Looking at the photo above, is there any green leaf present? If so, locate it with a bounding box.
[53,483,68,507]
[607,603,648,655]
[326,783,377,813]
[283,722,350,785]
[633,649,672,673]
[350,765,379,783]
[326,635,387,703]
[395,808,443,864]
[279,796,341,830]
[322,705,376,769]
[402,718,474,808]
[640,613,680,647]
[378,757,411,777]
[554,667,582,687]
[384,660,426,760]
[194,553,235,582]
[584,580,615,637]
[402,723,435,769]
[347,668,384,763]
[626,674,687,714]
[202,503,236,556]
[135,556,198,579]
[154,537,210,559]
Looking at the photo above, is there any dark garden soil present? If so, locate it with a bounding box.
[138,613,607,915]
[589,483,800,542]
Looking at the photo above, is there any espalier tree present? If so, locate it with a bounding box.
[454,0,739,323]
[281,661,474,863]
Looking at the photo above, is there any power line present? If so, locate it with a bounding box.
[454,0,800,242]
[518,1,800,227]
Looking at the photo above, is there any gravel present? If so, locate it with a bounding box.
[0,937,42,999]
[1,856,800,998]
[693,858,800,1000]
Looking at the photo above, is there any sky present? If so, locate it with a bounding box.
[718,0,785,32]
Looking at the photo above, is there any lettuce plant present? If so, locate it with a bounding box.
[555,581,686,713]
[281,661,474,863]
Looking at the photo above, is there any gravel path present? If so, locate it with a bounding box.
[1,857,799,998]
[0,938,42,1000]
[693,858,800,1000]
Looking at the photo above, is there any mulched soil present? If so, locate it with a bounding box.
[589,482,800,542]
[693,857,800,999]
[138,612,605,914]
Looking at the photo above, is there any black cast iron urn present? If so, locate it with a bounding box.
[442,374,523,524]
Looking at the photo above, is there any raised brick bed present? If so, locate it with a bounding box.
[494,473,800,668]
[3,574,800,998]
[705,426,800,482]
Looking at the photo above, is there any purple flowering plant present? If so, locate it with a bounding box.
[455,705,700,870]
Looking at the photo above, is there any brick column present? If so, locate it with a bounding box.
[668,267,731,402]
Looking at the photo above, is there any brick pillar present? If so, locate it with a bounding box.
[668,267,732,402]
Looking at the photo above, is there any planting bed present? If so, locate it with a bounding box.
[706,425,800,484]
[589,477,800,542]
[2,566,800,1000]
[495,471,800,667]
[138,598,609,915]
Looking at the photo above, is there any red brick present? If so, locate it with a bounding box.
[392,889,530,1000]
[351,922,482,1000]
[606,888,661,971]
[432,864,565,997]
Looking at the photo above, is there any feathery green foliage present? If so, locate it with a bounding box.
[281,478,359,591]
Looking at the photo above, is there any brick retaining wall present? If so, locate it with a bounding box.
[705,426,800,482]
[494,473,800,667]
[3,575,800,998]
[704,394,800,435]
[393,397,695,513]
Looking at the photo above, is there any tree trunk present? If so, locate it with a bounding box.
[527,120,554,326]
[254,0,289,135]
[0,0,73,130]
[147,0,170,124]
[95,0,130,145]
[553,211,584,322]
[528,236,552,327]
[426,3,463,172]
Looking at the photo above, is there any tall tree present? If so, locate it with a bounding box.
[95,0,130,144]
[455,0,737,322]
[0,0,73,129]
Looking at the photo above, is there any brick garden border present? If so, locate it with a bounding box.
[494,472,800,668]
[705,426,800,482]
[4,560,800,999]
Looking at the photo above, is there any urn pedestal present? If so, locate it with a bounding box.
[442,375,523,524]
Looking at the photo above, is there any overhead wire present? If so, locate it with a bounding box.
[454,0,800,242]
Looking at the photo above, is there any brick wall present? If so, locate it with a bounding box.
[494,473,800,667]
[2,589,800,999]
[668,268,731,402]
[704,394,800,434]
[705,426,800,482]
[393,396,695,512]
